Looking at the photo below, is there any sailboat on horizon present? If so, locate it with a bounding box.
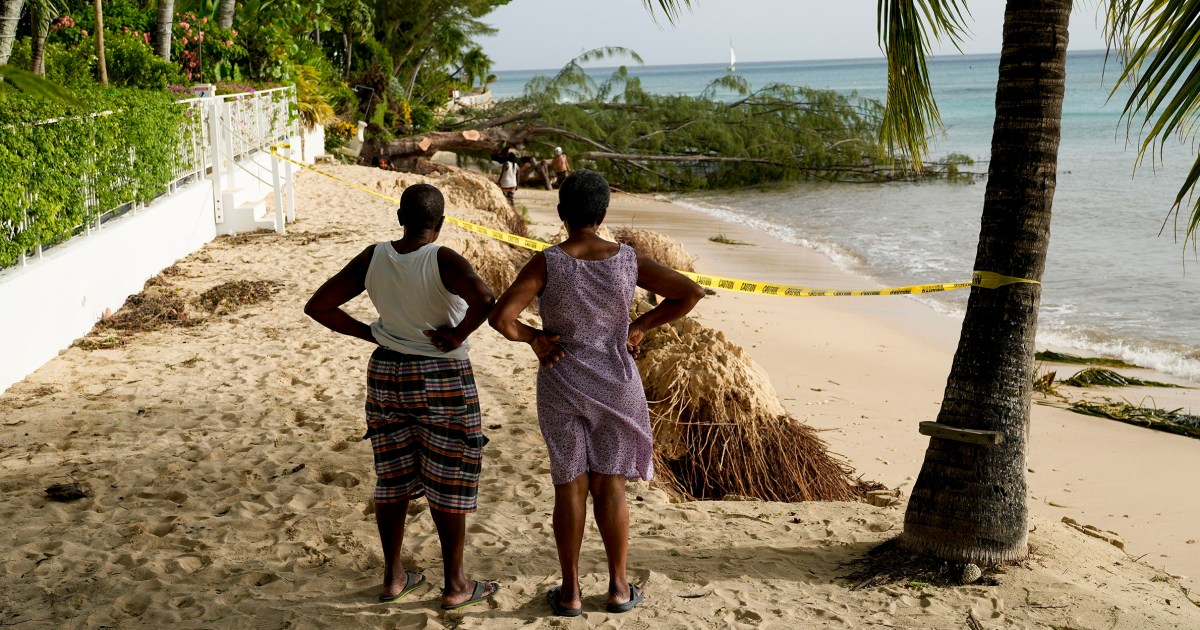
[728,40,736,72]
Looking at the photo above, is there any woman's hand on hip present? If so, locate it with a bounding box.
[531,330,565,369]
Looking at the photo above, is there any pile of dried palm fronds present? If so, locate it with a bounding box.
[634,303,870,502]
[1069,397,1200,439]
[197,280,283,313]
[76,277,283,350]
[95,287,202,333]
[610,227,696,273]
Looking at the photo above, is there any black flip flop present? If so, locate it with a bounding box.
[378,572,426,602]
[441,579,501,611]
[605,584,644,613]
[546,586,583,617]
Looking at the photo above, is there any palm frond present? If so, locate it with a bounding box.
[1105,0,1200,245]
[641,0,693,25]
[876,0,970,171]
[527,47,644,105]
[701,74,751,100]
[0,65,82,106]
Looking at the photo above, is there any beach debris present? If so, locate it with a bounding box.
[196,280,283,313]
[1033,369,1061,397]
[1061,517,1125,550]
[959,563,983,584]
[867,489,903,508]
[75,275,286,350]
[45,481,91,502]
[217,228,278,246]
[1067,397,1200,439]
[634,304,874,503]
[845,539,1006,590]
[437,170,528,237]
[93,287,202,333]
[1035,350,1141,369]
[1060,367,1185,388]
[452,233,527,297]
[611,227,696,272]
[708,234,752,246]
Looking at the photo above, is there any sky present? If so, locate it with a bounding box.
[480,1,1111,71]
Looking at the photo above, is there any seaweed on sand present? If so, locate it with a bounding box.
[95,287,203,333]
[1035,350,1141,369]
[196,280,283,313]
[1061,368,1185,389]
[1068,397,1200,439]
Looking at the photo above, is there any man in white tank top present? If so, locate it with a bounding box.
[305,184,500,610]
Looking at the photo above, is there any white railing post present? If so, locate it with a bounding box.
[208,98,224,224]
[223,99,235,169]
[285,141,296,223]
[271,151,285,234]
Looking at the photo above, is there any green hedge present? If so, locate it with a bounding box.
[0,88,184,269]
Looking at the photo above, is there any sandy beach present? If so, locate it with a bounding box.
[2,165,1198,628]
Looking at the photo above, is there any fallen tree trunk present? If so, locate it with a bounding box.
[579,151,780,165]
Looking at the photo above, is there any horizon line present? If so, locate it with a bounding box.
[491,47,1110,75]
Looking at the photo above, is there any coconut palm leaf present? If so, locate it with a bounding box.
[0,64,81,106]
[641,0,693,24]
[876,0,970,171]
[1106,0,1200,244]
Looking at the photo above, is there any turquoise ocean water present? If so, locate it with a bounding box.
[492,51,1200,381]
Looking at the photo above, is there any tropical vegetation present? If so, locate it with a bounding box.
[0,88,184,268]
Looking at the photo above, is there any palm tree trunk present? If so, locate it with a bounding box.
[0,0,24,67]
[94,0,108,86]
[155,0,174,61]
[217,0,235,30]
[342,31,351,78]
[898,0,1072,565]
[30,1,50,75]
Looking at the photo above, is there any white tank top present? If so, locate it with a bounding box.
[365,242,470,359]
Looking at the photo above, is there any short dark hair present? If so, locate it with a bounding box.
[398,183,445,229]
[557,169,609,229]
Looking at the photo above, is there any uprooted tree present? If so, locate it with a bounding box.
[362,49,976,190]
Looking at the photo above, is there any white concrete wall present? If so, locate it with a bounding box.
[0,181,216,394]
[298,125,325,164]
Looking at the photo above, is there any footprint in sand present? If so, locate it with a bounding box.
[318,471,361,487]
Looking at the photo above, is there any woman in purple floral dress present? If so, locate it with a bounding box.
[491,170,704,617]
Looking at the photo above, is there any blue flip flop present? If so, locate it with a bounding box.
[378,572,426,602]
[441,580,501,611]
[605,584,644,613]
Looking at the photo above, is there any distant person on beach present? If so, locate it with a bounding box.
[304,183,500,610]
[497,152,519,208]
[371,155,392,170]
[489,170,704,617]
[550,147,571,188]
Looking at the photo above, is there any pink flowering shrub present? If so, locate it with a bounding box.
[172,11,246,82]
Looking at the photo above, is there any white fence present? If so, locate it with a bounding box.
[0,87,306,394]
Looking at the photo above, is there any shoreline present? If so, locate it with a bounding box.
[659,190,1200,386]
[514,186,1200,590]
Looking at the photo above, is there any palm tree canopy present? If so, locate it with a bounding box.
[1106,0,1200,244]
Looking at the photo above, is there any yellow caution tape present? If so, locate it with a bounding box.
[679,270,1035,297]
[269,146,1038,295]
